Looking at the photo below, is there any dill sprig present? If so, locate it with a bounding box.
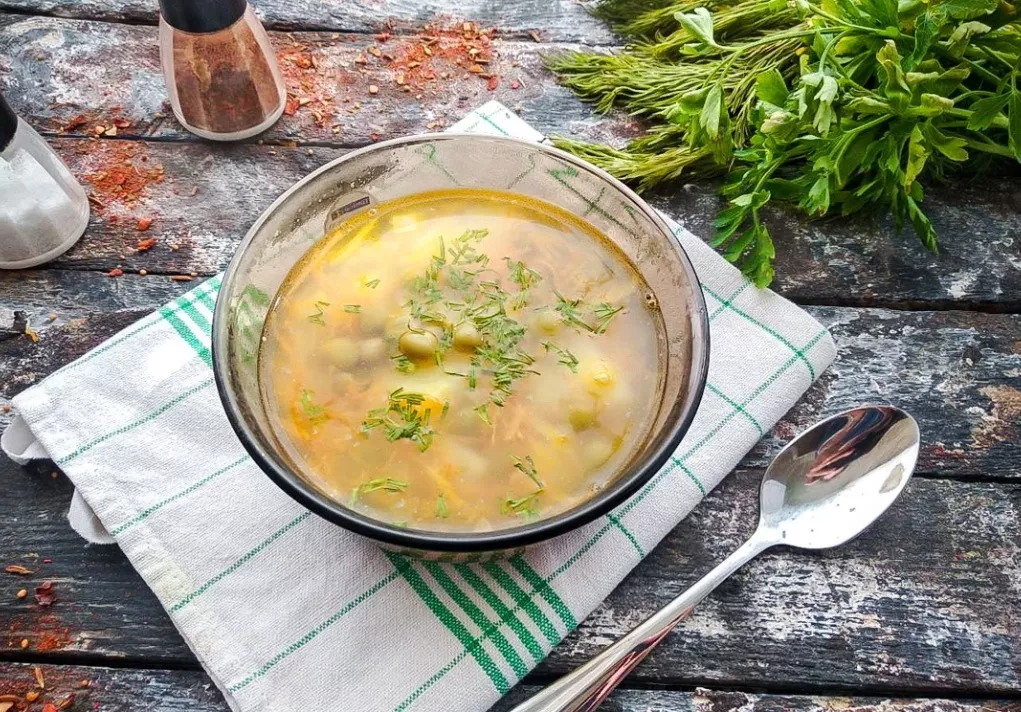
[299,389,329,425]
[550,0,1021,285]
[501,494,541,518]
[511,455,544,490]
[542,341,580,373]
[306,300,330,326]
[361,387,435,452]
[435,493,449,518]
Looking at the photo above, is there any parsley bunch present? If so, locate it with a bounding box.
[549,0,1021,285]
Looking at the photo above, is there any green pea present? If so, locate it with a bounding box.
[399,330,439,362]
[453,323,482,351]
[568,407,597,432]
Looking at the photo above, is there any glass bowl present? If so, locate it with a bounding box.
[212,134,709,554]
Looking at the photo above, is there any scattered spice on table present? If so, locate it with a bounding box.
[34,581,56,607]
[135,217,153,231]
[136,237,157,251]
[24,322,39,344]
[19,638,28,649]
[107,268,123,278]
[25,691,39,702]
[34,666,45,689]
[5,565,33,576]
[15,589,26,599]
[74,142,164,214]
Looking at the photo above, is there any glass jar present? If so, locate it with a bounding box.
[0,92,90,269]
[158,0,286,141]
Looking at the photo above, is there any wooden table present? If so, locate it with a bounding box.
[1,2,1019,710]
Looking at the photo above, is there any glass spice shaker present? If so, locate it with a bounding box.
[158,0,287,141]
[0,91,90,269]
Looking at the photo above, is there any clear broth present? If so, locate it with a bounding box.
[259,188,665,532]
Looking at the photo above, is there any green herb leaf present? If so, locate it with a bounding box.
[755,69,789,110]
[307,300,330,326]
[1009,91,1021,161]
[362,388,435,452]
[700,84,724,139]
[365,279,381,289]
[542,341,580,372]
[474,403,492,425]
[299,389,329,425]
[937,0,996,20]
[435,493,449,518]
[344,304,361,313]
[512,455,544,490]
[967,93,1010,131]
[674,7,716,46]
[501,493,541,518]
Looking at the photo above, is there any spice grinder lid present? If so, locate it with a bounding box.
[159,0,248,33]
[0,91,17,154]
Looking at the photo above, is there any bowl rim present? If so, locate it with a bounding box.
[213,132,710,552]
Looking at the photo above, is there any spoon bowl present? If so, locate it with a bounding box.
[759,405,920,549]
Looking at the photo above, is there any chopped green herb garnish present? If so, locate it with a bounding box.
[594,303,624,334]
[435,493,449,519]
[299,389,329,425]
[344,304,362,313]
[364,279,381,289]
[361,387,435,452]
[553,291,597,333]
[542,341,580,373]
[512,455,543,490]
[501,494,541,518]
[391,353,415,374]
[474,403,492,426]
[349,477,409,504]
[441,401,450,419]
[307,300,330,326]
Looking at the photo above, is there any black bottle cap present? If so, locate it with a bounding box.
[159,0,248,33]
[0,91,18,154]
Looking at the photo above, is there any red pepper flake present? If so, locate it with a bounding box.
[136,238,157,252]
[487,75,499,91]
[108,268,124,277]
[510,80,520,90]
[42,705,58,712]
[283,96,301,116]
[4,565,33,576]
[370,132,380,142]
[42,558,52,563]
[113,118,132,128]
[81,142,164,212]
[135,217,153,231]
[35,581,56,607]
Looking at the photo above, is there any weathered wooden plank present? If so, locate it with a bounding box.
[2,457,1019,693]
[0,0,617,43]
[0,664,1014,712]
[2,11,1018,306]
[3,281,1017,479]
[0,14,632,147]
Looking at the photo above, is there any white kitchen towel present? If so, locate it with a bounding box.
[2,102,836,712]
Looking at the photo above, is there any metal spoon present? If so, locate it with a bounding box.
[510,405,920,712]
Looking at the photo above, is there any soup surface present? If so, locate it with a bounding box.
[259,188,664,532]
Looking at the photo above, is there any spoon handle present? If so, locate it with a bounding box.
[508,533,774,712]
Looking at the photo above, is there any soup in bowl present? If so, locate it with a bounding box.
[213,134,708,553]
